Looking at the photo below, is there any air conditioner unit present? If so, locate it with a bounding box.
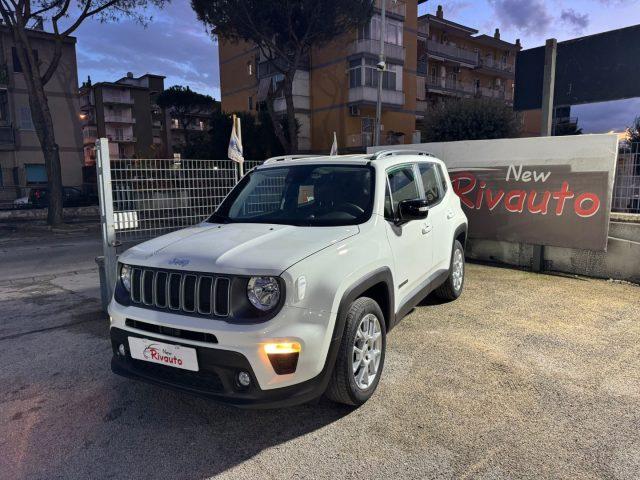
[349,105,361,117]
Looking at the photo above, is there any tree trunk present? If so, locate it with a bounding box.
[265,92,290,153]
[283,72,298,154]
[13,33,64,226]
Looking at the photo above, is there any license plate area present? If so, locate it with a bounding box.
[128,337,199,372]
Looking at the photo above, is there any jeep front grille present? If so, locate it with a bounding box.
[130,268,230,317]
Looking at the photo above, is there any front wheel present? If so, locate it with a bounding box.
[434,239,465,301]
[325,297,386,406]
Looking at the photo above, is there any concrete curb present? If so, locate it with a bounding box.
[0,205,99,221]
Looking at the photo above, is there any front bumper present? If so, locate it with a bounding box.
[110,328,336,408]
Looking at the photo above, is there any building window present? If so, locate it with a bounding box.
[19,106,34,130]
[271,74,285,98]
[12,47,38,73]
[247,61,253,76]
[359,16,403,46]
[171,118,179,128]
[348,59,362,88]
[248,96,253,111]
[348,58,400,91]
[0,90,9,124]
[25,164,47,185]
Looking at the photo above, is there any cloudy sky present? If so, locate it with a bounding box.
[73,0,640,133]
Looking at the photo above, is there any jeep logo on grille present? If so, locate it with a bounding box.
[168,257,190,267]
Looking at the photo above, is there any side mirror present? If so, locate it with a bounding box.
[396,199,429,226]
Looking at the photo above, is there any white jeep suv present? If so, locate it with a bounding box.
[109,150,467,407]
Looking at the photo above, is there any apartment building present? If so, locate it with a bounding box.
[169,111,213,152]
[218,2,519,154]
[219,0,420,153]
[0,24,83,204]
[416,5,521,122]
[79,73,170,163]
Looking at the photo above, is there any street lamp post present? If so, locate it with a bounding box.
[374,0,387,146]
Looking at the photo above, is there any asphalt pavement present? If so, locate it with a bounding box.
[1,229,640,479]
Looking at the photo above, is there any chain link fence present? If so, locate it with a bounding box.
[613,142,640,214]
[95,138,264,308]
[108,158,264,244]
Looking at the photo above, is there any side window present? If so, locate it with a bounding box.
[386,165,419,216]
[437,164,448,194]
[418,163,442,206]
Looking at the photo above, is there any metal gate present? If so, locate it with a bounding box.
[613,142,640,213]
[96,138,262,308]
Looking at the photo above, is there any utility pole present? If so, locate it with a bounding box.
[540,38,557,136]
[374,0,387,146]
[533,38,558,272]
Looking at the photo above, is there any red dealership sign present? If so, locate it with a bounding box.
[370,135,618,251]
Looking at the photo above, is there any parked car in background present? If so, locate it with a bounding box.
[28,187,97,209]
[13,193,31,208]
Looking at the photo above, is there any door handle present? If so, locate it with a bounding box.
[422,224,433,235]
[447,210,455,220]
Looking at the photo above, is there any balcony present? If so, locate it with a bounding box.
[477,58,515,77]
[426,40,479,66]
[104,115,135,124]
[108,135,136,143]
[102,95,134,105]
[82,127,98,145]
[349,39,405,62]
[478,86,513,102]
[426,75,475,96]
[349,86,405,106]
[374,0,405,18]
[257,57,310,78]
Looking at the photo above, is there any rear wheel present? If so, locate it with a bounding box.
[434,239,465,301]
[325,297,386,406]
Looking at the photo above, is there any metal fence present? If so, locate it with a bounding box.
[95,138,263,305]
[613,142,640,214]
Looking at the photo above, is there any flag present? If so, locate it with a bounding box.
[330,131,338,156]
[228,114,244,165]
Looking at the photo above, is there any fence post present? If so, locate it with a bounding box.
[95,138,118,310]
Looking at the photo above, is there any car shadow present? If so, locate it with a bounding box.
[82,378,353,479]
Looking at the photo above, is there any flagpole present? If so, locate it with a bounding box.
[237,116,244,177]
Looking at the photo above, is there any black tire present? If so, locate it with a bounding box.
[325,297,387,406]
[434,239,465,301]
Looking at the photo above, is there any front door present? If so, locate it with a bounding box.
[384,164,433,306]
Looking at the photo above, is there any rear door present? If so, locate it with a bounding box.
[384,164,432,301]
[417,162,450,271]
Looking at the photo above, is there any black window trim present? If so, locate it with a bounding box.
[384,162,421,222]
[416,160,447,209]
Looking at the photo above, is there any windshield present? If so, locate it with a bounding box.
[209,164,375,226]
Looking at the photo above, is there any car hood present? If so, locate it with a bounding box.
[119,222,359,276]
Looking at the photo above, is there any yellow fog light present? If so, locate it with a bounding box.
[264,342,301,355]
[264,342,301,374]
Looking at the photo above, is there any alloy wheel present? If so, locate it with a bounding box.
[352,313,383,390]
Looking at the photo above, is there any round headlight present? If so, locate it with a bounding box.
[247,276,280,311]
[120,264,132,292]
